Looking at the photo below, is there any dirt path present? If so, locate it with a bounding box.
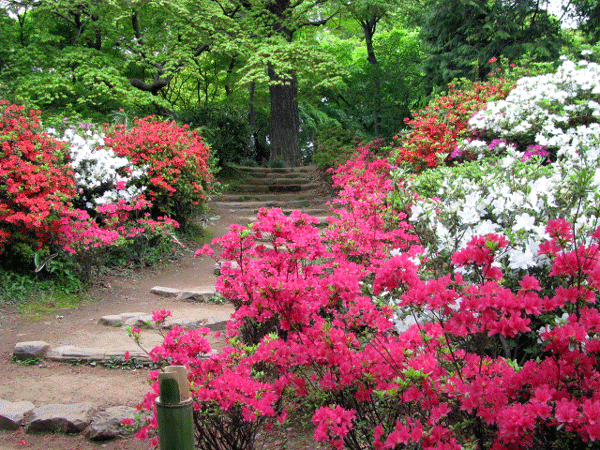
[0,204,240,450]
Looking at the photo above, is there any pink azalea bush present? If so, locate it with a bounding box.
[132,146,600,450]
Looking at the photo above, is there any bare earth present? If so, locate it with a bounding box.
[0,205,240,450]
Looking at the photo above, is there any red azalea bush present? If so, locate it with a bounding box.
[103,117,214,227]
[0,100,76,259]
[393,78,513,171]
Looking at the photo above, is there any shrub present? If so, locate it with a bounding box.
[178,104,255,166]
[103,117,215,227]
[311,125,367,171]
[52,122,147,210]
[0,101,76,261]
[393,77,513,171]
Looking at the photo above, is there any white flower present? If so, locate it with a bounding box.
[513,213,536,232]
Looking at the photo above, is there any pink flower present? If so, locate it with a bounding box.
[489,56,498,63]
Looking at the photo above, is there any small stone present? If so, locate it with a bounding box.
[204,313,231,331]
[176,290,215,302]
[84,406,136,441]
[0,399,35,430]
[150,286,180,297]
[27,402,96,434]
[162,317,207,330]
[123,315,155,329]
[97,315,123,327]
[13,341,50,360]
[119,312,147,320]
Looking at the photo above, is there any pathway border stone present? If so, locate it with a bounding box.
[0,399,35,430]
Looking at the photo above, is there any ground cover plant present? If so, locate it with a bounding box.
[133,53,600,450]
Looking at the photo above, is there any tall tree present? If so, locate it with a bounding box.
[418,0,564,93]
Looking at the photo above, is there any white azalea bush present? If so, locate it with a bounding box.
[49,123,147,209]
[391,55,600,288]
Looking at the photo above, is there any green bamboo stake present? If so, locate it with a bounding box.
[157,370,194,450]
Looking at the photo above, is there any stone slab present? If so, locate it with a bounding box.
[123,315,155,329]
[97,315,124,327]
[0,399,35,430]
[176,290,215,302]
[150,286,180,297]
[27,402,96,434]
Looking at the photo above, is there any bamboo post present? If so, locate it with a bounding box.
[156,366,194,450]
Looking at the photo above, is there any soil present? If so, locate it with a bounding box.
[0,205,254,450]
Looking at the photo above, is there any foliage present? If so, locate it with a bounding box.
[313,24,425,140]
[417,0,564,94]
[311,125,366,171]
[178,104,255,166]
[133,53,600,450]
[50,122,147,210]
[392,75,513,171]
[103,117,215,227]
[0,100,76,262]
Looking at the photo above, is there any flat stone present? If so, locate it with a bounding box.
[0,399,35,430]
[27,402,96,434]
[84,406,136,441]
[97,315,123,327]
[150,286,180,297]
[119,312,147,320]
[123,315,155,329]
[46,346,105,362]
[13,341,50,360]
[162,317,207,330]
[204,313,231,331]
[176,290,215,302]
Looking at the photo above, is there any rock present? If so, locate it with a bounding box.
[176,290,215,302]
[205,313,231,331]
[162,317,207,330]
[46,346,105,362]
[123,314,155,329]
[0,399,35,430]
[27,402,96,434]
[13,341,50,360]
[150,286,180,297]
[84,406,136,441]
[119,312,147,320]
[97,315,123,327]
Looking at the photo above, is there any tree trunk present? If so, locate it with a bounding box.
[362,12,381,137]
[268,64,302,167]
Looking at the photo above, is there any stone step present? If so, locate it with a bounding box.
[213,199,323,210]
[236,165,316,175]
[232,182,322,194]
[240,177,314,186]
[217,191,324,203]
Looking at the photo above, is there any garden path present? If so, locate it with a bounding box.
[0,165,332,450]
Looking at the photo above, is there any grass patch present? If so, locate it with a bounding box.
[0,270,89,319]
